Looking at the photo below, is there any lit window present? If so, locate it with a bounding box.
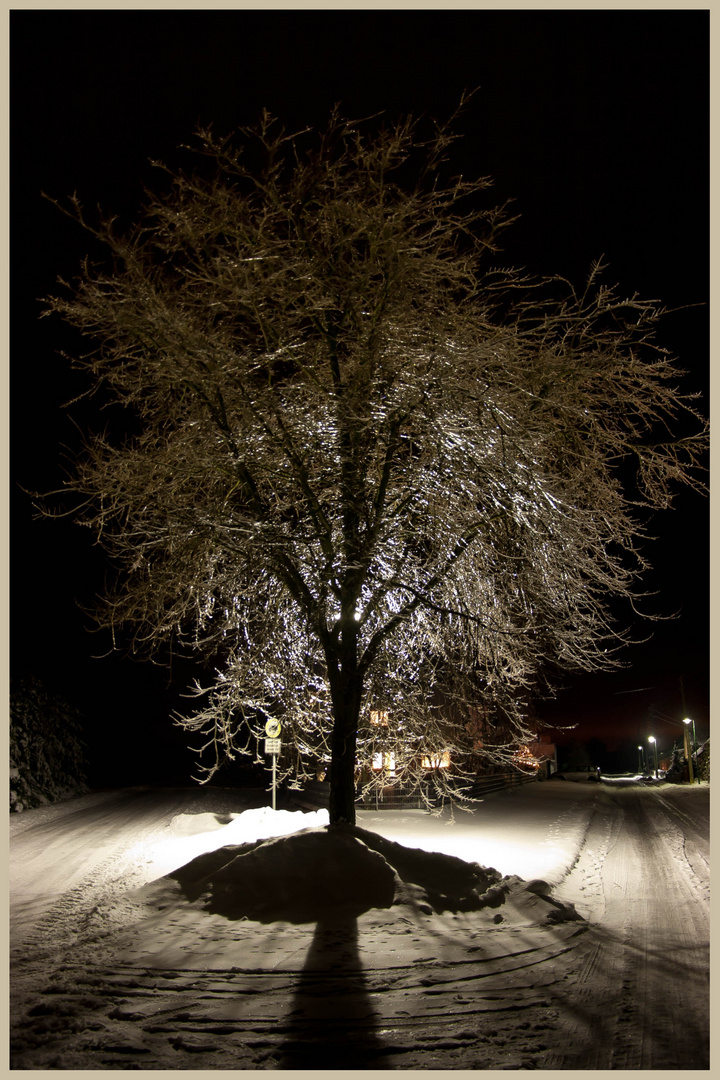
[370,710,389,726]
[372,751,396,773]
[421,751,451,769]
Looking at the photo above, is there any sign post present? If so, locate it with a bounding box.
[264,720,282,809]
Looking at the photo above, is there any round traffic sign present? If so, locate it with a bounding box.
[265,718,282,738]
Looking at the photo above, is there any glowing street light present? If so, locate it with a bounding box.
[683,717,699,784]
[637,745,644,773]
[648,735,659,778]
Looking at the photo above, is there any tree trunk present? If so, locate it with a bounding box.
[328,706,360,826]
[327,625,363,826]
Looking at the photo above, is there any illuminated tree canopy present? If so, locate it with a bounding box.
[42,105,706,823]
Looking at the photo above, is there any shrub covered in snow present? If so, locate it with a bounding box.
[664,744,685,783]
[9,676,89,812]
[695,739,710,781]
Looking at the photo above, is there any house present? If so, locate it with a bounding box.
[525,734,558,778]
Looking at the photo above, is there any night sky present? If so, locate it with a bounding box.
[10,10,709,783]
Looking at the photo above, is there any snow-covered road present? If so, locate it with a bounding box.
[548,781,709,1068]
[9,778,709,1069]
[9,785,271,947]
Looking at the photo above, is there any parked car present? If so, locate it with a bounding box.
[551,764,601,782]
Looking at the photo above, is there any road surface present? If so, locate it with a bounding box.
[10,786,270,949]
[9,779,709,1069]
[548,781,709,1069]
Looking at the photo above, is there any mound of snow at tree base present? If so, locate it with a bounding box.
[133,810,583,927]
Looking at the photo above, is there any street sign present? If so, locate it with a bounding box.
[265,719,282,738]
[264,735,282,811]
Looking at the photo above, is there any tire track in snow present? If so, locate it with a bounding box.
[10,929,584,1071]
[544,783,709,1070]
[12,782,706,1070]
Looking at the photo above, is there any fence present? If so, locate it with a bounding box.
[287,771,538,813]
[357,783,425,811]
[467,771,540,799]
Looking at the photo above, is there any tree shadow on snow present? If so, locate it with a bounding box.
[162,825,567,1068]
[542,923,709,1069]
[166,828,401,1066]
[275,913,389,1069]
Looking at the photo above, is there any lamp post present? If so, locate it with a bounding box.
[684,717,699,783]
[648,735,658,778]
[637,745,644,773]
[682,718,694,784]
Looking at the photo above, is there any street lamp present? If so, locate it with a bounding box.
[648,735,658,778]
[637,745,644,773]
[684,717,699,784]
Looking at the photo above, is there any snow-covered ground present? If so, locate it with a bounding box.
[10,778,709,1069]
[97,780,597,895]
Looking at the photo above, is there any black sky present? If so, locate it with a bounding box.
[10,10,709,781]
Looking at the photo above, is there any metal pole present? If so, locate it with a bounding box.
[680,679,700,784]
[272,752,277,810]
[683,719,694,784]
[649,736,658,778]
[692,717,699,783]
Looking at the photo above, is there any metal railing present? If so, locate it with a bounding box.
[468,771,540,799]
[357,783,425,811]
[287,771,538,813]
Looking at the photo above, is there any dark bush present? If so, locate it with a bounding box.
[10,676,89,811]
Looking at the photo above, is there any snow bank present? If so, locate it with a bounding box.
[206,805,331,842]
[153,819,524,925]
[131,805,330,879]
[170,826,398,921]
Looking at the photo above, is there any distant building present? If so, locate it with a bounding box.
[526,733,558,778]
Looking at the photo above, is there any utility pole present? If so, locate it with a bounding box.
[648,735,659,778]
[679,677,695,784]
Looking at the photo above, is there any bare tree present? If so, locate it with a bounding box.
[41,106,706,824]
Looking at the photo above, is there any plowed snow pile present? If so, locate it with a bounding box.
[133,820,576,925]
